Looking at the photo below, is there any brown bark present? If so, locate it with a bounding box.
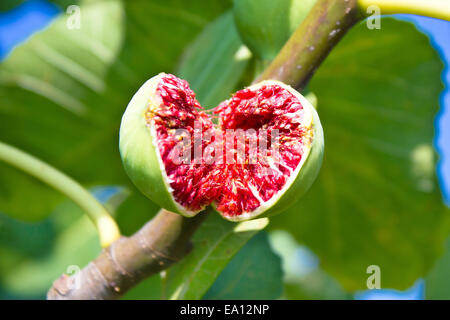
[47,210,207,299]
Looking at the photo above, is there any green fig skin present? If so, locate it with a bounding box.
[119,74,196,217]
[119,74,324,221]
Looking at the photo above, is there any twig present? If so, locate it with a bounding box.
[0,141,120,248]
[47,209,207,299]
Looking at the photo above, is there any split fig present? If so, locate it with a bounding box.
[119,73,323,221]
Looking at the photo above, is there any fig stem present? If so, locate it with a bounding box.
[256,0,362,89]
[0,141,120,248]
[358,0,450,21]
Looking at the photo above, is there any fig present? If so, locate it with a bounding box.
[119,73,323,221]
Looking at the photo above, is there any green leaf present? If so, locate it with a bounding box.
[203,231,283,300]
[177,11,252,108]
[0,211,56,260]
[0,186,133,299]
[0,0,125,220]
[0,1,22,10]
[425,237,450,299]
[0,199,100,298]
[164,214,268,300]
[0,0,230,221]
[121,274,162,300]
[270,18,450,291]
[115,189,160,236]
[232,0,317,61]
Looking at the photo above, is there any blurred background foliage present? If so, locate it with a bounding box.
[0,0,449,299]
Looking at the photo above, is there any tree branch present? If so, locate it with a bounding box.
[47,209,207,299]
[47,0,363,300]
